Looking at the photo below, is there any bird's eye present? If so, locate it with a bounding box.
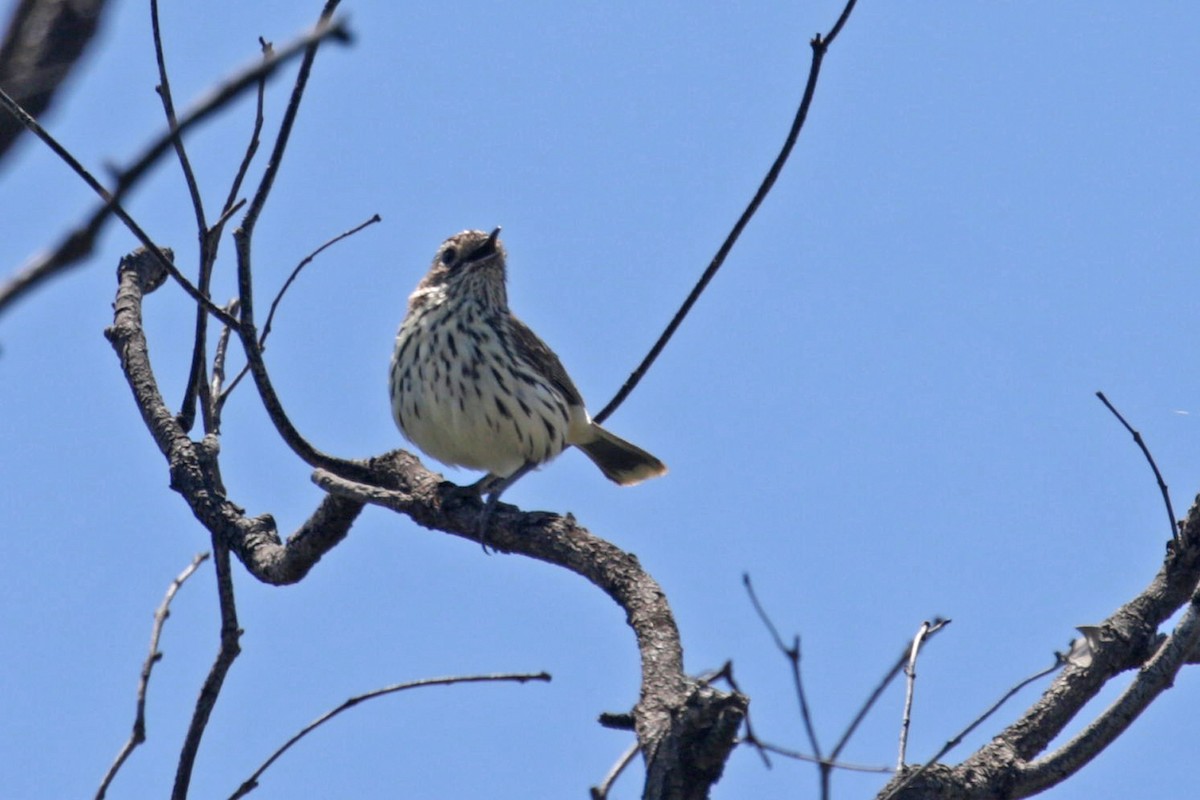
[440,247,457,265]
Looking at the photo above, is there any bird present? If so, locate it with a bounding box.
[389,228,666,542]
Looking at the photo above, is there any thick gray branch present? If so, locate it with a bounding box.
[314,467,748,800]
[104,248,363,585]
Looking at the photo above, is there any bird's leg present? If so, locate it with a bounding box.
[475,462,536,553]
[466,472,504,496]
[441,472,501,508]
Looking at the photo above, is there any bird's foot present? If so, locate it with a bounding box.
[465,464,535,554]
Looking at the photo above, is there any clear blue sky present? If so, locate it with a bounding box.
[3,2,1199,798]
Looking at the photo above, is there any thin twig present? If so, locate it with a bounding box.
[212,198,248,233]
[590,741,640,800]
[743,574,823,760]
[228,672,552,799]
[209,299,240,428]
[1096,391,1179,542]
[748,739,892,774]
[239,1,340,238]
[220,38,271,222]
[260,213,381,348]
[594,0,859,425]
[150,0,207,234]
[227,0,377,482]
[95,552,210,800]
[173,538,242,800]
[829,618,950,766]
[152,0,211,435]
[219,213,381,407]
[897,621,931,769]
[180,39,269,435]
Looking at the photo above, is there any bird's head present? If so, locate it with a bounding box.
[413,227,507,310]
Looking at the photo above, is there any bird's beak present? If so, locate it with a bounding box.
[465,227,502,263]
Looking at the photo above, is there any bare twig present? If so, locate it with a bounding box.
[219,214,381,407]
[743,574,823,760]
[173,538,242,800]
[744,575,951,797]
[260,213,381,348]
[829,619,949,766]
[95,552,209,800]
[749,739,892,774]
[150,0,207,234]
[590,741,640,800]
[225,0,377,482]
[594,0,860,425]
[219,38,271,220]
[210,301,239,393]
[179,38,268,435]
[239,1,340,238]
[151,0,211,435]
[208,298,239,428]
[229,672,552,799]
[1096,391,1179,542]
[897,622,931,769]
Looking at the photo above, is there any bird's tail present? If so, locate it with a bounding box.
[576,424,667,486]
